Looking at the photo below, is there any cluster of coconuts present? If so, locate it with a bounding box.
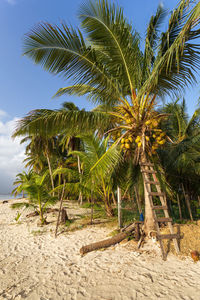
[124,113,133,125]
[120,132,166,155]
[112,116,167,154]
[149,132,166,154]
[120,136,133,150]
[112,132,121,141]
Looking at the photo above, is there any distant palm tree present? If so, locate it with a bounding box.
[15,0,200,232]
[12,170,33,197]
[159,99,200,220]
[70,134,121,216]
[13,171,57,224]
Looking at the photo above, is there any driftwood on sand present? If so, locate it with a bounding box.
[26,208,60,218]
[80,222,139,255]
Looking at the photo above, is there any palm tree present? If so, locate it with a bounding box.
[70,134,121,216]
[17,135,57,194]
[159,99,200,220]
[15,0,200,233]
[12,170,33,197]
[59,102,85,204]
[14,171,57,224]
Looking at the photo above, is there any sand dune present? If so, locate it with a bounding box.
[0,200,200,300]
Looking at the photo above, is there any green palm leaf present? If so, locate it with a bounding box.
[79,0,142,92]
[12,109,111,137]
[141,0,200,97]
[24,23,121,104]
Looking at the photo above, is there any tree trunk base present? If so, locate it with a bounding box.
[60,208,68,224]
[80,222,136,255]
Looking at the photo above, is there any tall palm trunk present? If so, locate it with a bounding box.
[182,183,193,221]
[117,186,122,228]
[140,152,155,234]
[46,150,55,196]
[134,186,142,214]
[198,196,200,207]
[38,192,44,224]
[105,199,114,217]
[55,179,66,237]
[177,193,183,220]
[112,191,117,206]
[77,155,83,205]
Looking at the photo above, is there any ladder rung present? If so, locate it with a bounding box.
[140,162,154,166]
[145,180,160,185]
[152,205,168,210]
[157,234,180,240]
[149,192,165,197]
[141,170,157,174]
[156,217,172,223]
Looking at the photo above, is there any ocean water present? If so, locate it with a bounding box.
[0,194,23,201]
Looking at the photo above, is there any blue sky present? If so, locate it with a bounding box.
[0,0,200,193]
[1,0,199,119]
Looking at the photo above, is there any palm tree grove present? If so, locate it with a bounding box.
[2,0,200,298]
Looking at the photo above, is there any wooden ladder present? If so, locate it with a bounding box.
[140,162,180,260]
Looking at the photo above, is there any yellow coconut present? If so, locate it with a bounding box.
[145,120,151,126]
[145,136,150,141]
[125,143,130,149]
[135,136,141,143]
[125,139,129,143]
[121,138,125,143]
[138,142,142,147]
[128,137,133,142]
[158,139,166,145]
[152,121,158,127]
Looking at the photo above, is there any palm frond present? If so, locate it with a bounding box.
[143,4,167,78]
[23,22,121,104]
[79,0,142,93]
[89,140,122,177]
[12,109,111,137]
[141,0,200,97]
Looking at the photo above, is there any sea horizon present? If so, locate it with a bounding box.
[0,194,23,201]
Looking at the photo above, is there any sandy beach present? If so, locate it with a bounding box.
[0,200,200,300]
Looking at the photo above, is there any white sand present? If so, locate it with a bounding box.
[0,200,200,300]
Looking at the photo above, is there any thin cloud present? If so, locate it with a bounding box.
[0,114,26,194]
[4,0,16,5]
[0,109,8,118]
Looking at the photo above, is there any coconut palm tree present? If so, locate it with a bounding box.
[159,99,200,220]
[14,171,57,224]
[12,170,33,197]
[14,0,200,233]
[19,135,57,192]
[69,134,121,216]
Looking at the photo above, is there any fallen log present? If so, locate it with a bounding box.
[26,211,39,218]
[26,208,59,218]
[46,208,59,213]
[80,222,136,255]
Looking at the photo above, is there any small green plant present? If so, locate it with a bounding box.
[65,219,73,227]
[81,202,102,210]
[31,230,42,236]
[13,171,57,224]
[15,212,21,222]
